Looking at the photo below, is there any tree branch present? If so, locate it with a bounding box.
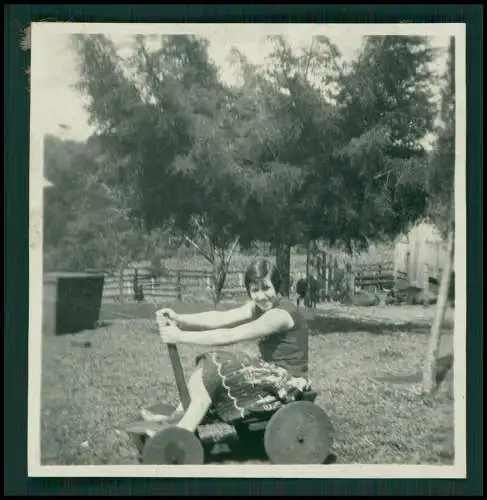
[303,39,315,82]
[224,236,240,271]
[184,235,214,264]
[193,216,214,250]
[373,168,396,180]
[135,38,164,107]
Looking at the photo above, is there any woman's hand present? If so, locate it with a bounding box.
[159,324,184,344]
[156,309,183,344]
[156,307,179,326]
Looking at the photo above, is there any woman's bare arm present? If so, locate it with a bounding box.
[177,301,255,331]
[176,308,295,347]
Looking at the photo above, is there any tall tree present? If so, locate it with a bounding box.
[71,33,442,304]
[43,134,89,254]
[301,35,439,260]
[227,35,344,295]
[72,34,259,304]
[240,35,439,289]
[43,134,174,273]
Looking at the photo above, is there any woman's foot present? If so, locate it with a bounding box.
[140,407,185,424]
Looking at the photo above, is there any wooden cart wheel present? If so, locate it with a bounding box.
[264,401,334,464]
[142,426,205,465]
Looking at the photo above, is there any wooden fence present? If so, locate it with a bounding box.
[101,268,248,304]
[99,257,420,305]
[290,251,397,299]
[351,262,396,293]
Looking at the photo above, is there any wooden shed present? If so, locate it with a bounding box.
[394,220,449,290]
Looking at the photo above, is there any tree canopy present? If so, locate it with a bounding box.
[44,33,447,297]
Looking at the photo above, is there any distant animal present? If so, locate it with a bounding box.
[428,270,455,307]
[296,276,318,311]
[132,268,145,302]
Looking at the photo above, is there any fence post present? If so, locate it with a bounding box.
[118,265,125,304]
[305,239,311,307]
[423,263,430,308]
[346,263,355,301]
[323,251,328,301]
[176,270,182,302]
[133,268,138,301]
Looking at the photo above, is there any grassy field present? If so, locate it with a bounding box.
[40,302,454,466]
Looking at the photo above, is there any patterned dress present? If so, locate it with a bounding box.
[195,299,311,423]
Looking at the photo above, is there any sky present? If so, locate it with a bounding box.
[32,24,451,143]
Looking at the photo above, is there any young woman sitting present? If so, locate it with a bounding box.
[142,258,312,433]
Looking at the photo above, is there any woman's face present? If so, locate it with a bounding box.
[249,276,278,312]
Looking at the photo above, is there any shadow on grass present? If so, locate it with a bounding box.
[375,354,454,387]
[306,315,451,336]
[207,442,338,465]
[95,320,113,328]
[99,302,158,321]
[99,301,454,338]
[99,301,242,322]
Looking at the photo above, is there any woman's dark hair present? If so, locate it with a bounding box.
[244,258,282,296]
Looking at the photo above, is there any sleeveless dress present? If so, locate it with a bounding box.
[195,298,311,423]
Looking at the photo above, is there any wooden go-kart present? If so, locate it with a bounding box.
[125,339,335,465]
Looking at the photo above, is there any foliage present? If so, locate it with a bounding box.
[43,135,177,272]
[230,35,439,254]
[67,33,443,298]
[426,36,455,238]
[324,35,438,249]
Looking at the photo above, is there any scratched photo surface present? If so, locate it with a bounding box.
[28,22,467,478]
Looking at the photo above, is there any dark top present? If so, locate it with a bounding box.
[252,298,309,378]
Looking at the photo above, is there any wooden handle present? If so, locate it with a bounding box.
[157,309,191,410]
[166,343,191,411]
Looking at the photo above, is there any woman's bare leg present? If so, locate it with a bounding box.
[176,366,212,432]
[142,366,212,433]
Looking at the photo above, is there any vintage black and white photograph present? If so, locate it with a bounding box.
[28,22,466,477]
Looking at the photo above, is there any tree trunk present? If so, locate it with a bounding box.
[422,226,454,393]
[345,263,355,304]
[211,237,240,307]
[212,289,221,308]
[276,242,291,297]
[305,239,311,307]
[212,264,224,307]
[322,251,328,301]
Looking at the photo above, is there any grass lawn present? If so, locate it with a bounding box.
[40,302,454,466]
